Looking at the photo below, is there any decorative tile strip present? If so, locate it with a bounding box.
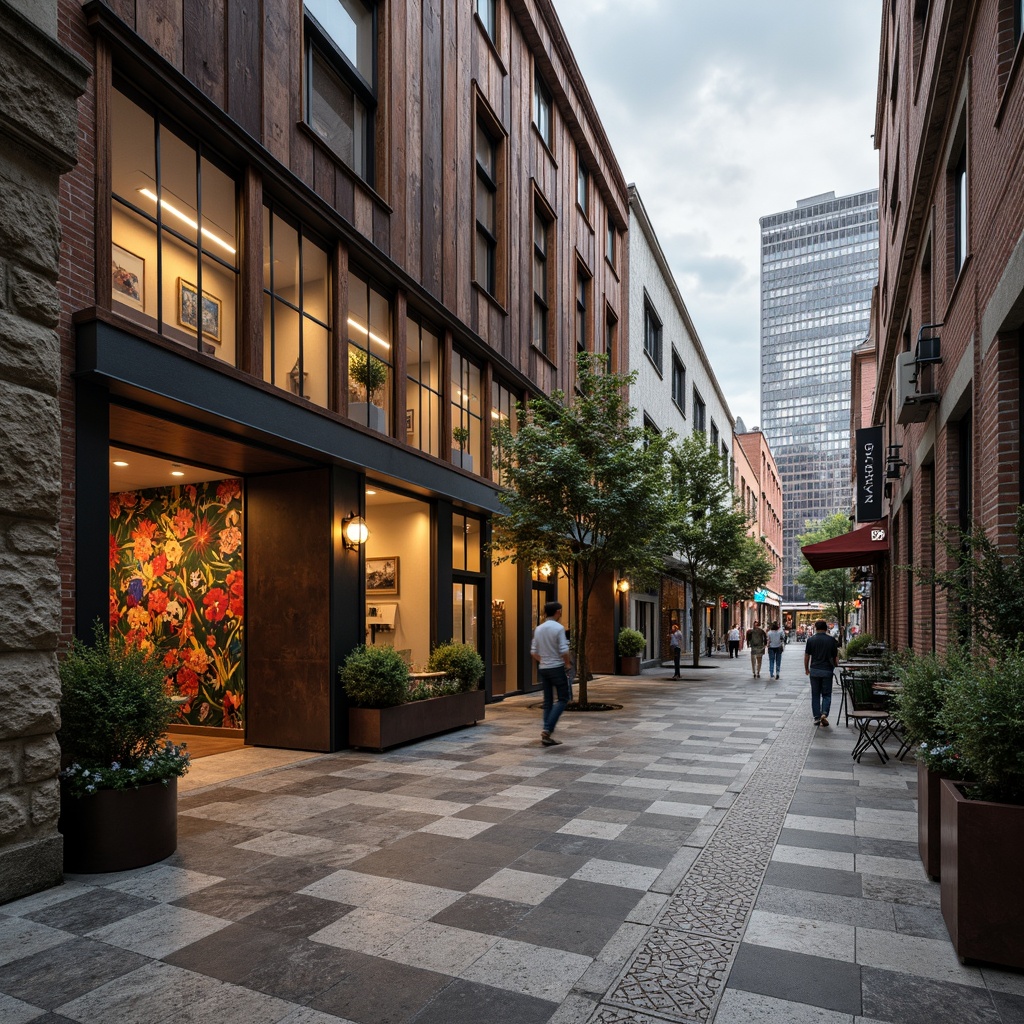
[591,704,817,1024]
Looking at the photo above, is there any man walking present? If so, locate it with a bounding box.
[531,601,572,746]
[727,622,741,659]
[669,620,683,678]
[803,618,839,726]
[746,620,767,678]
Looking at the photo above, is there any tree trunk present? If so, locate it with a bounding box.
[691,580,702,668]
[578,579,591,705]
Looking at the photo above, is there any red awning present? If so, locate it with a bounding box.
[801,518,890,571]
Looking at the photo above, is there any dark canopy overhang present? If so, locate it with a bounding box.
[801,518,890,571]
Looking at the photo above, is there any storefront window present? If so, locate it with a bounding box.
[452,582,479,648]
[110,88,239,365]
[452,514,482,572]
[364,485,430,666]
[490,379,518,486]
[263,205,331,408]
[451,350,482,473]
[406,316,441,456]
[348,272,392,433]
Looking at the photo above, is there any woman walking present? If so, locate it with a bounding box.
[766,619,786,679]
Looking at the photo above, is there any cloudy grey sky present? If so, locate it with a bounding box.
[555,1,883,429]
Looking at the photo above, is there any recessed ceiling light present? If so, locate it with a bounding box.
[171,471,185,477]
[366,489,377,496]
[113,460,129,467]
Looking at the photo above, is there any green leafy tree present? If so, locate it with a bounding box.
[491,352,674,704]
[795,513,859,633]
[666,433,750,667]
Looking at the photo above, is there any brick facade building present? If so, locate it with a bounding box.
[868,0,1024,649]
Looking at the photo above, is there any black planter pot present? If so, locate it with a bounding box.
[59,779,177,873]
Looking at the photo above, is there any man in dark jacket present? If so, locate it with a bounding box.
[803,618,839,726]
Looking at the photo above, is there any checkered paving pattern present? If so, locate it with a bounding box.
[1,663,1021,1024]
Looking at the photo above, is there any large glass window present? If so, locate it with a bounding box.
[305,0,376,182]
[452,513,482,573]
[365,486,430,667]
[693,389,707,432]
[491,379,518,486]
[406,316,441,456]
[475,120,498,296]
[262,205,330,408]
[603,307,616,374]
[451,351,483,473]
[110,88,239,364]
[348,272,392,433]
[533,205,552,357]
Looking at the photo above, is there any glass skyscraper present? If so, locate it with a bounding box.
[759,189,879,603]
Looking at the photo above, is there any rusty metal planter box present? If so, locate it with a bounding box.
[348,690,486,751]
[940,778,1024,969]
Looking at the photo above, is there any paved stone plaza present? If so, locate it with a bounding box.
[1,657,1022,1023]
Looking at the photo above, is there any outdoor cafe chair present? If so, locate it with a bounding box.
[849,673,897,763]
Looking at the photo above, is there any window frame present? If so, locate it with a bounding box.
[475,0,497,44]
[474,118,499,297]
[575,263,590,354]
[643,295,663,372]
[533,69,552,149]
[671,350,686,414]
[953,145,968,277]
[693,388,707,432]
[532,196,554,359]
[303,0,378,183]
[576,151,589,217]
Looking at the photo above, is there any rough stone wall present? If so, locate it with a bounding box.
[0,1,88,904]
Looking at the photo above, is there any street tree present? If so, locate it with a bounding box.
[795,514,859,632]
[666,432,750,667]
[491,352,674,704]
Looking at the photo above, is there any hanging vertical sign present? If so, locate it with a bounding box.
[856,425,883,522]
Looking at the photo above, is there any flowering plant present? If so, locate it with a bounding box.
[61,741,190,798]
[58,622,191,797]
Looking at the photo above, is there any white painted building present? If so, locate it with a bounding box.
[625,185,735,660]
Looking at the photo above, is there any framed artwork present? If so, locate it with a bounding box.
[178,278,222,343]
[405,408,415,435]
[366,556,399,596]
[111,244,145,311]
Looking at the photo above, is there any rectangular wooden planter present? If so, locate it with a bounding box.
[917,760,942,880]
[348,690,486,752]
[940,778,1024,969]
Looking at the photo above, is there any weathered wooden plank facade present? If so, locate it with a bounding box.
[54,0,629,753]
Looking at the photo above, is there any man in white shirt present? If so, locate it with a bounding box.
[531,601,571,746]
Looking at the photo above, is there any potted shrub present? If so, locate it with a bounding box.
[342,643,485,751]
[890,649,965,879]
[58,623,190,873]
[428,640,484,691]
[452,426,473,471]
[618,627,645,675]
[349,349,388,433]
[937,651,1024,969]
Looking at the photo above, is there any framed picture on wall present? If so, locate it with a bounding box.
[366,556,399,596]
[178,278,221,343]
[406,408,414,436]
[111,243,145,311]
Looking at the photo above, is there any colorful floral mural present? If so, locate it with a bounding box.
[109,478,244,728]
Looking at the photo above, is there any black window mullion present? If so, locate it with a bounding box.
[195,142,203,352]
[154,117,163,333]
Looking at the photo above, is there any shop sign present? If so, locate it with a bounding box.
[856,425,883,522]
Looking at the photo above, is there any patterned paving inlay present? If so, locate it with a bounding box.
[592,703,817,1024]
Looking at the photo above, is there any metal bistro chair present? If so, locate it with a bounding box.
[836,666,856,727]
[849,672,896,763]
